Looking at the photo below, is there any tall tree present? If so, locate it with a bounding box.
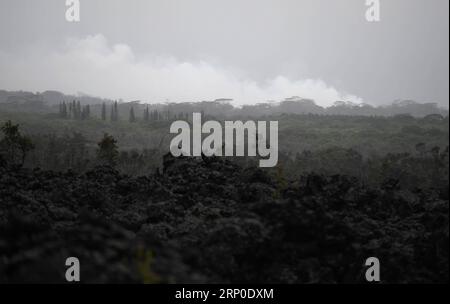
[110,104,115,122]
[76,101,82,120]
[144,106,150,122]
[101,103,106,121]
[129,107,136,123]
[68,102,73,118]
[97,133,119,166]
[114,101,119,121]
[61,101,68,119]
[0,120,34,167]
[81,105,90,120]
[72,100,77,119]
[167,106,171,121]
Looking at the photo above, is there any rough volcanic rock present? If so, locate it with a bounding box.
[0,154,448,283]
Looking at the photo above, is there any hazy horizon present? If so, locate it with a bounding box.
[0,0,448,108]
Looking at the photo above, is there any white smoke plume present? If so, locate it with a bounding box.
[0,34,363,107]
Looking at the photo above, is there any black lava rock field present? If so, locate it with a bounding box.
[0,154,448,283]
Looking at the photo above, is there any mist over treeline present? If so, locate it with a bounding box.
[0,85,448,284]
[1,89,448,119]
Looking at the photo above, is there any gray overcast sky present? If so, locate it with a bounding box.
[0,0,448,107]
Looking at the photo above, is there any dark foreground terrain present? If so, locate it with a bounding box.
[0,154,448,283]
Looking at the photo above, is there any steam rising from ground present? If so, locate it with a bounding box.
[0,34,363,107]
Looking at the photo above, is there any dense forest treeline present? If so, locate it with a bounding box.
[1,89,448,119]
[0,111,448,192]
